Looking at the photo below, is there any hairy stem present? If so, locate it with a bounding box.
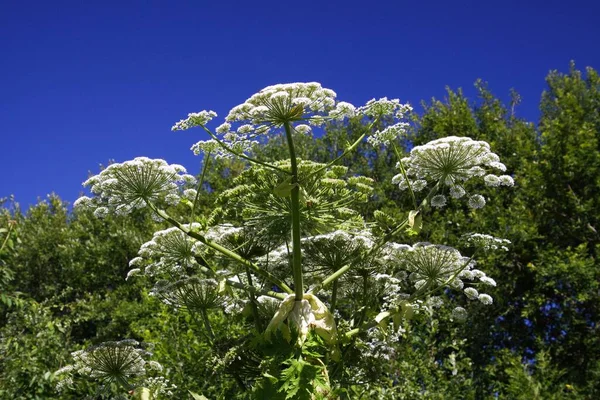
[284,122,304,301]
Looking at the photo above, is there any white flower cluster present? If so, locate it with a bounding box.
[184,83,357,160]
[205,223,244,243]
[144,376,177,398]
[357,98,413,147]
[357,97,413,119]
[386,242,496,306]
[367,122,410,147]
[127,224,202,278]
[171,110,218,131]
[258,230,373,280]
[301,229,374,270]
[394,242,468,291]
[463,233,511,251]
[151,276,223,311]
[56,340,157,387]
[392,136,514,209]
[74,157,196,217]
[225,82,338,128]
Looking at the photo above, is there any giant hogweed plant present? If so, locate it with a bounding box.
[58,83,514,399]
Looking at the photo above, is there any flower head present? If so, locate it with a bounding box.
[226,82,338,129]
[64,339,156,388]
[171,110,217,131]
[130,224,203,277]
[393,137,511,209]
[76,157,194,216]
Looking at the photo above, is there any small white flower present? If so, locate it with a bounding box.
[479,276,497,287]
[484,174,501,187]
[431,194,447,208]
[367,122,410,147]
[329,101,356,120]
[499,175,515,186]
[93,207,108,218]
[294,124,312,135]
[452,306,468,322]
[450,185,466,199]
[478,293,493,305]
[183,189,197,200]
[464,287,479,300]
[73,196,93,209]
[126,268,141,280]
[468,194,486,209]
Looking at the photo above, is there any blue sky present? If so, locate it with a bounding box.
[1,0,599,209]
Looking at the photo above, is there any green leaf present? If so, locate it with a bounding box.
[189,391,209,400]
[406,210,422,235]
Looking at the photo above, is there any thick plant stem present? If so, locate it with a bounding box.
[284,122,304,302]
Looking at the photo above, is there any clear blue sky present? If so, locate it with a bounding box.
[1,0,599,209]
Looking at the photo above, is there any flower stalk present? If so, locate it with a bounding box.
[284,121,304,302]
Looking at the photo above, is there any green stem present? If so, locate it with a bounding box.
[310,264,352,294]
[191,151,211,218]
[199,125,290,174]
[284,122,304,301]
[330,280,338,314]
[148,204,294,294]
[200,309,215,340]
[246,267,263,331]
[189,310,213,343]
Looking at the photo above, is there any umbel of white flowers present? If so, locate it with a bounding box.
[74,157,196,217]
[379,241,500,308]
[393,136,515,209]
[55,339,162,391]
[172,82,412,158]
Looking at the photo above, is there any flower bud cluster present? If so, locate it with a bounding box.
[74,157,196,217]
[392,136,514,209]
